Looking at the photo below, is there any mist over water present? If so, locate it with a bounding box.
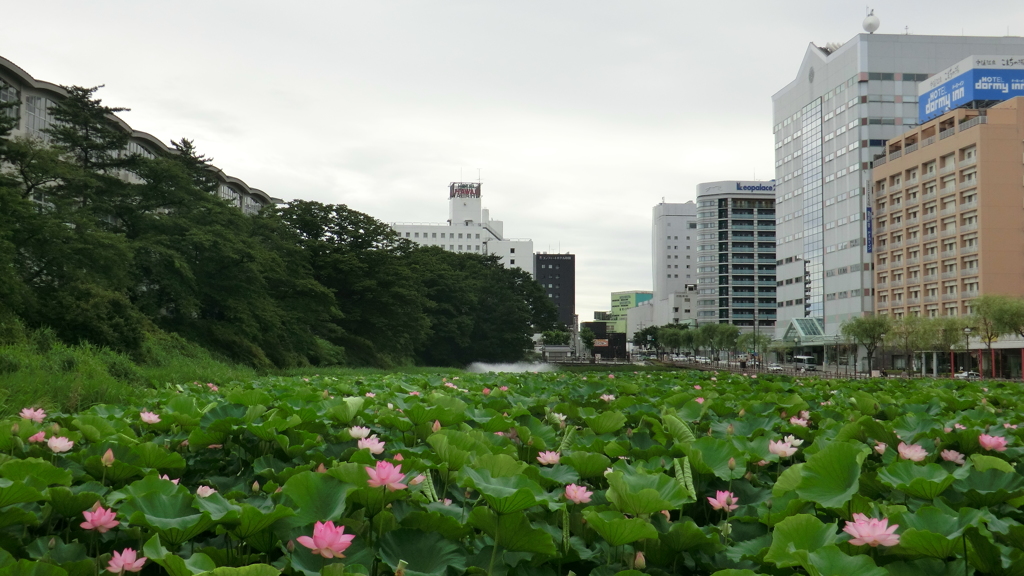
[466,362,557,373]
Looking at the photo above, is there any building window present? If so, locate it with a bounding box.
[510,248,515,254]
[510,259,515,265]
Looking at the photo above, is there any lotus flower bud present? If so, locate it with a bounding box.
[315,463,327,473]
[10,423,18,434]
[738,408,746,417]
[51,423,61,433]
[726,424,735,436]
[633,552,645,570]
[395,560,408,576]
[252,481,260,492]
[728,457,736,471]
[432,420,441,433]
[101,448,115,467]
[48,538,56,549]
[744,471,754,481]
[322,390,330,399]
[286,540,295,552]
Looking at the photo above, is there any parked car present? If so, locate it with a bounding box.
[954,371,980,380]
[695,356,711,364]
[767,363,784,372]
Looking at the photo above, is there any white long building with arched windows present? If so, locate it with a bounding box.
[0,55,279,214]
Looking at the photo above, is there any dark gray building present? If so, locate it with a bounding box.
[535,253,575,329]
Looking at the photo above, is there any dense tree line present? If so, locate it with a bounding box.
[0,87,557,368]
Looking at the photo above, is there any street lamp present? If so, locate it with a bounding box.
[879,333,886,373]
[964,327,972,377]
[834,334,840,375]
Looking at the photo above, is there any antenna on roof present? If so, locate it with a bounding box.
[478,168,481,183]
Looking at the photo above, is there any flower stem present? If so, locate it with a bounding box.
[488,518,500,576]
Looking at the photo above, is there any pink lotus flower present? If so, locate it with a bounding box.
[756,460,769,466]
[20,408,46,423]
[694,385,701,390]
[790,417,808,427]
[316,463,328,473]
[139,411,160,424]
[207,444,223,449]
[196,486,217,498]
[107,548,146,574]
[180,440,189,447]
[608,374,615,379]
[365,392,376,398]
[711,377,717,381]
[432,420,442,433]
[660,509,671,520]
[81,504,119,533]
[941,450,966,465]
[499,386,509,391]
[601,394,615,402]
[537,451,561,465]
[442,498,453,506]
[944,427,953,433]
[159,475,179,485]
[707,490,739,512]
[366,461,408,491]
[769,440,797,458]
[408,391,421,396]
[897,442,928,461]
[206,383,218,392]
[349,426,371,439]
[101,449,115,467]
[47,436,73,453]
[633,551,645,569]
[955,423,967,430]
[843,514,900,547]
[482,388,491,395]
[296,520,355,559]
[784,435,804,447]
[979,434,1008,452]
[410,474,426,486]
[358,435,385,454]
[1005,423,1018,429]
[565,484,593,504]
[695,397,705,404]
[28,431,46,443]
[393,453,404,461]
[875,442,887,455]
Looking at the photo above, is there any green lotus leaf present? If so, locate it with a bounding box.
[400,510,474,541]
[662,414,697,447]
[897,529,960,559]
[793,545,887,576]
[83,456,144,484]
[224,389,272,407]
[535,464,580,487]
[772,463,805,497]
[676,400,706,422]
[0,458,72,486]
[472,454,526,478]
[585,411,627,435]
[659,519,721,553]
[468,508,557,554]
[230,502,295,539]
[0,506,40,529]
[379,529,467,576]
[764,514,839,568]
[561,451,610,479]
[193,492,241,522]
[876,461,961,499]
[0,546,14,569]
[725,533,771,563]
[953,468,1024,507]
[710,571,761,576]
[280,471,353,526]
[143,534,216,576]
[606,470,688,516]
[24,537,86,564]
[0,559,69,576]
[684,436,745,481]
[70,415,123,444]
[130,443,187,471]
[205,566,282,576]
[120,491,215,547]
[0,479,44,508]
[427,434,471,471]
[200,403,248,432]
[47,486,104,518]
[882,558,968,576]
[461,468,546,514]
[795,441,869,508]
[969,454,1014,474]
[581,509,658,547]
[329,397,366,424]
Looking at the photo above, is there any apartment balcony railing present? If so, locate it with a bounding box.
[876,262,888,270]
[940,127,957,140]
[905,218,920,227]
[921,136,937,148]
[922,233,938,242]
[876,281,888,289]
[876,205,887,215]
[874,156,888,167]
[924,296,939,303]
[907,236,920,246]
[941,249,957,258]
[889,242,903,250]
[890,220,904,231]
[941,227,958,237]
[923,212,938,222]
[905,257,920,266]
[960,157,978,168]
[924,253,938,262]
[757,280,776,285]
[961,245,979,254]
[889,150,903,161]
[960,116,987,131]
[963,290,979,299]
[940,206,958,216]
[942,293,959,301]
[732,247,755,252]
[922,190,937,201]
[922,275,938,283]
[906,298,921,305]
[891,279,904,287]
[905,144,919,155]
[906,196,920,207]
[942,271,959,279]
[890,181,903,192]
[960,200,978,211]
[960,223,978,232]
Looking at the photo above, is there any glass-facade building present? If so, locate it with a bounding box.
[694,181,777,331]
[772,33,1024,340]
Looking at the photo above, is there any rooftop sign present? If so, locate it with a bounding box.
[449,182,481,199]
[918,55,1024,123]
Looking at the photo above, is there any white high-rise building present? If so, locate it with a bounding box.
[772,31,1024,342]
[650,201,698,326]
[391,182,534,276]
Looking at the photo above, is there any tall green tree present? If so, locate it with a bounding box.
[841,315,892,371]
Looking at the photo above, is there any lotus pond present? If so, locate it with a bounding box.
[2,370,1023,576]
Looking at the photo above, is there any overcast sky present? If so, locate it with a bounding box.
[4,2,1024,320]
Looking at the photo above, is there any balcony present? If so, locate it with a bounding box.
[940,205,958,216]
[732,224,755,230]
[905,218,920,227]
[962,290,979,299]
[889,181,903,192]
[906,197,920,207]
[732,280,755,285]
[924,253,938,262]
[906,298,921,305]
[942,293,959,301]
[942,271,959,279]
[960,116,987,131]
[731,247,755,252]
[876,262,888,270]
[940,127,957,140]
[921,136,937,148]
[960,200,978,211]
[924,295,939,303]
[960,223,978,232]
[757,280,776,286]
[907,237,920,246]
[940,162,956,173]
[889,241,903,250]
[922,190,937,201]
[941,249,957,258]
[889,221,904,231]
[961,245,979,254]
[877,301,890,309]
[756,213,777,219]
[876,281,888,289]
[923,212,938,222]
[960,179,977,190]
[889,150,903,161]
[891,279,904,287]
[941,227,958,237]
[922,274,938,283]
[922,233,938,242]
[960,156,978,168]
[874,156,888,167]
[905,257,920,266]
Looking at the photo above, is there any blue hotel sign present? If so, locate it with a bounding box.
[919,56,1024,123]
[865,207,873,254]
